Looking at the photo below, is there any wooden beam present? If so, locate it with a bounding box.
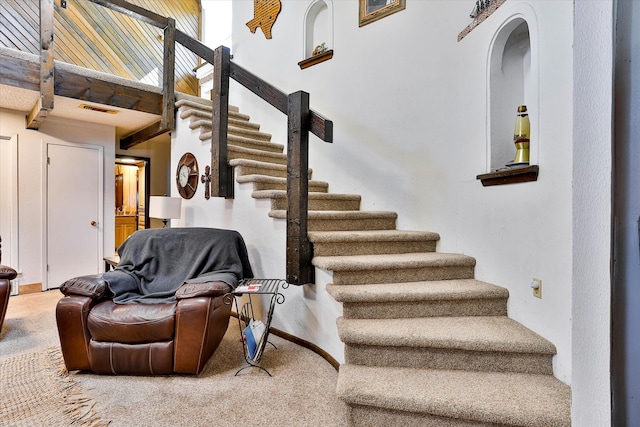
[119,121,170,150]
[54,67,163,114]
[0,55,40,90]
[229,62,332,143]
[175,29,215,63]
[230,62,288,114]
[211,46,232,198]
[286,90,313,285]
[26,0,55,130]
[1,52,163,114]
[310,111,333,143]
[161,18,176,131]
[26,97,50,130]
[83,0,169,29]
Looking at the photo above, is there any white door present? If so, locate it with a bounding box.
[46,143,103,289]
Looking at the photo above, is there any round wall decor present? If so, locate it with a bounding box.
[176,152,199,199]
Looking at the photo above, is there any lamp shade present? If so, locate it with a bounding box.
[149,196,182,220]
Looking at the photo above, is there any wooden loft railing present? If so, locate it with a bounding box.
[35,0,333,285]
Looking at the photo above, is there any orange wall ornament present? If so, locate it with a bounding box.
[246,0,282,39]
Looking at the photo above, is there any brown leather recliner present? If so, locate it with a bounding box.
[0,236,18,334]
[56,227,253,375]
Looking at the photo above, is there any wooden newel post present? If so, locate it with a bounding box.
[286,91,313,285]
[26,0,54,129]
[212,45,233,199]
[161,18,176,131]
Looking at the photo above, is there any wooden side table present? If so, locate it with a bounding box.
[103,255,120,271]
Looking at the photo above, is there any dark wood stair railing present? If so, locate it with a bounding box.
[66,0,334,285]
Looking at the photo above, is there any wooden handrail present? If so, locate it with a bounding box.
[286,91,313,285]
[85,0,169,29]
[230,62,333,143]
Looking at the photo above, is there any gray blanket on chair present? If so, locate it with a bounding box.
[103,227,253,304]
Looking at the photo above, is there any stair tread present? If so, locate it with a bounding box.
[229,145,287,160]
[237,174,328,187]
[327,279,508,302]
[337,316,556,354]
[190,117,260,130]
[229,158,287,170]
[175,98,242,115]
[337,365,571,427]
[309,229,440,243]
[201,128,273,143]
[227,134,284,152]
[313,252,475,271]
[269,210,398,219]
[252,190,361,200]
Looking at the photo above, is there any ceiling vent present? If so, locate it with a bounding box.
[79,104,119,114]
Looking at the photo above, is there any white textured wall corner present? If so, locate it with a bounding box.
[229,0,577,383]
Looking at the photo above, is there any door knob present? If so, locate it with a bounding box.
[90,221,97,226]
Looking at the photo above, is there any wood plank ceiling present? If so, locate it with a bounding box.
[0,0,201,96]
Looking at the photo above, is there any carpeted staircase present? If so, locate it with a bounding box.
[176,98,572,426]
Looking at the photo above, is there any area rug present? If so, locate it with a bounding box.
[0,347,110,426]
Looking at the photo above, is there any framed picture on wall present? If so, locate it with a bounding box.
[359,0,406,27]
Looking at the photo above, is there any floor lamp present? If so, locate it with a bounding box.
[149,196,182,228]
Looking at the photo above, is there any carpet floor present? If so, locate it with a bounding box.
[0,290,347,426]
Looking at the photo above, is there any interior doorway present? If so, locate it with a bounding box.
[115,156,150,250]
[46,142,102,290]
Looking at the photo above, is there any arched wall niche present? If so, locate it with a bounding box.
[303,0,333,60]
[486,9,539,172]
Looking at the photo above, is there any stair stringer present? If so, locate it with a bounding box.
[173,98,571,426]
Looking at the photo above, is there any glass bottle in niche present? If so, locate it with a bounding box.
[513,105,530,165]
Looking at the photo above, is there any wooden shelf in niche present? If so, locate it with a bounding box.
[298,50,333,70]
[458,0,508,42]
[476,165,539,187]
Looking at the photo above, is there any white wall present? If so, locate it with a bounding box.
[0,109,116,288]
[572,1,614,425]
[229,0,576,376]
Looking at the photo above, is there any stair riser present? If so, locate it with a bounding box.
[229,150,287,165]
[228,127,271,141]
[346,404,489,427]
[331,266,475,285]
[344,344,554,375]
[179,108,247,123]
[235,165,287,178]
[196,122,271,141]
[251,181,328,192]
[190,117,260,131]
[200,132,284,155]
[219,137,283,154]
[269,198,361,211]
[313,240,437,256]
[228,135,283,153]
[308,217,397,232]
[341,298,507,319]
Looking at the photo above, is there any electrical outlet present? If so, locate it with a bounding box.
[531,278,542,299]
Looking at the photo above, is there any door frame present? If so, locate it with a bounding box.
[116,155,151,229]
[0,134,19,294]
[41,140,104,290]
